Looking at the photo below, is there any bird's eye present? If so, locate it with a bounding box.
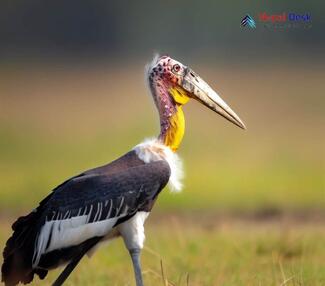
[172,64,181,73]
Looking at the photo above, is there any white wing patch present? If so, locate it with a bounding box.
[32,201,128,267]
[133,138,184,192]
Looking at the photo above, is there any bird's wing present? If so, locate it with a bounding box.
[47,159,170,217]
[2,151,170,283]
[32,157,170,266]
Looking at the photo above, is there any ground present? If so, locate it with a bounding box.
[0,62,324,285]
[1,213,325,286]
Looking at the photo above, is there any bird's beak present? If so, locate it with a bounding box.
[181,68,246,129]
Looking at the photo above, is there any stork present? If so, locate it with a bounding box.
[1,55,245,286]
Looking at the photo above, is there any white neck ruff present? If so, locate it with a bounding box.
[133,138,183,192]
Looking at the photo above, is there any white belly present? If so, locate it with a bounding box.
[118,211,150,250]
[87,211,150,257]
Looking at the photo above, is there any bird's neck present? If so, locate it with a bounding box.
[159,105,185,152]
[150,81,185,152]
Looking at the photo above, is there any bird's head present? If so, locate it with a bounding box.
[147,55,246,130]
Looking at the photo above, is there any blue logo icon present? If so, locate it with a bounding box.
[241,15,256,28]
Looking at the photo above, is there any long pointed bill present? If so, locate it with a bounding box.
[181,68,246,129]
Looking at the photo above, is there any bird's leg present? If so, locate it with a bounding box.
[129,248,144,286]
[52,237,101,286]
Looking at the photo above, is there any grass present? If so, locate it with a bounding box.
[0,61,324,285]
[1,214,325,285]
[0,62,324,213]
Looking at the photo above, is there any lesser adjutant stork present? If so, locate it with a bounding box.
[2,55,245,286]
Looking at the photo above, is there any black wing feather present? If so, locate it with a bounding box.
[46,159,170,219]
[2,150,171,286]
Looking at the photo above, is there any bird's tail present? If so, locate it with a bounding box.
[1,206,49,285]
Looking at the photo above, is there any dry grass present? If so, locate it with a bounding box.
[0,61,324,285]
[1,214,325,285]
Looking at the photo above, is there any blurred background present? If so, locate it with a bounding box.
[0,1,324,285]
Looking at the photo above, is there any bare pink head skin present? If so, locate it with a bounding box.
[147,55,180,137]
[146,55,246,143]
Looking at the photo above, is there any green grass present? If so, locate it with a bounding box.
[0,121,323,214]
[1,216,325,285]
[0,63,324,285]
[0,63,324,213]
